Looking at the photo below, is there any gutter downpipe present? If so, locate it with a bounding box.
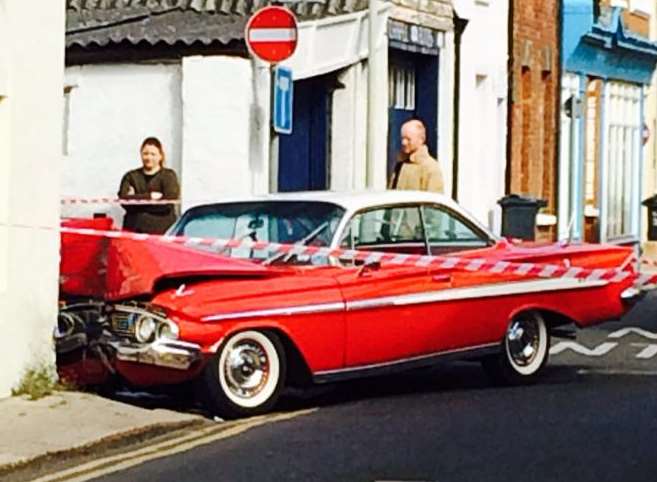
[452,15,467,201]
[504,0,514,195]
[554,0,563,239]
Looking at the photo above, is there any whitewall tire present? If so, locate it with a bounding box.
[201,330,286,419]
[482,312,550,385]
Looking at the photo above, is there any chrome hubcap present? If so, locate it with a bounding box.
[223,340,269,399]
[507,318,540,367]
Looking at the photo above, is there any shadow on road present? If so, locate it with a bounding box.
[101,360,585,419]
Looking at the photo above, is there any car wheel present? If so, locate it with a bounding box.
[201,330,286,419]
[482,311,549,385]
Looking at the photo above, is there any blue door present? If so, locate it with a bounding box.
[278,77,331,192]
[387,50,439,179]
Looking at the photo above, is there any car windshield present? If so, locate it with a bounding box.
[169,201,345,262]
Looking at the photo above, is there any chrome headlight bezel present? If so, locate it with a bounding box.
[135,315,158,343]
[157,320,180,340]
[111,304,180,344]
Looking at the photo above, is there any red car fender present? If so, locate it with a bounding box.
[506,303,579,328]
[199,318,327,381]
[202,319,297,354]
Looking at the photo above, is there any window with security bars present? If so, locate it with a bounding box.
[388,64,415,110]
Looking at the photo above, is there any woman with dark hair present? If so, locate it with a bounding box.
[118,137,180,234]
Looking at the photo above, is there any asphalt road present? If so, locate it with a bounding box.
[87,294,657,482]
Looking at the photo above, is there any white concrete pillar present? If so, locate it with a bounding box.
[439,30,456,196]
[366,13,389,190]
[331,61,369,191]
[0,0,65,397]
[331,65,357,191]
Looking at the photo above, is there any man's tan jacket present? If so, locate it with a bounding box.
[388,145,444,193]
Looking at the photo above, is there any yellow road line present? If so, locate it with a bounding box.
[29,409,315,482]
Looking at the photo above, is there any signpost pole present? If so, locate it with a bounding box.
[244,5,298,193]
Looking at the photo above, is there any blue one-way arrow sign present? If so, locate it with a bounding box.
[273,66,293,135]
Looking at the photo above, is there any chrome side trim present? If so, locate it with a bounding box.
[346,278,609,312]
[313,342,500,383]
[201,278,608,322]
[201,301,346,322]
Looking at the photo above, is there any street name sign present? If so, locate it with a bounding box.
[245,6,298,63]
[273,66,294,135]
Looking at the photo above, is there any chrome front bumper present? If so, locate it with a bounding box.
[109,339,202,370]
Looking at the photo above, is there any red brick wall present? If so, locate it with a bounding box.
[508,0,560,240]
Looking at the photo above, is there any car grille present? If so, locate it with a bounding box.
[110,311,138,338]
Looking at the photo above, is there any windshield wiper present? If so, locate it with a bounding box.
[262,221,329,266]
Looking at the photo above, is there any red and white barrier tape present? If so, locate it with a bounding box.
[61,197,180,205]
[55,224,657,289]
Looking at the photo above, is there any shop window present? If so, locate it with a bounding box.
[388,64,415,110]
[605,82,641,241]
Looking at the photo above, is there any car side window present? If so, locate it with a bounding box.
[340,206,424,250]
[421,205,489,252]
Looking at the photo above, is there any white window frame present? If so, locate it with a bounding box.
[388,64,416,110]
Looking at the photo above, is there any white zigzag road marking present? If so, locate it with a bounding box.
[607,327,657,340]
[633,344,657,360]
[549,341,619,357]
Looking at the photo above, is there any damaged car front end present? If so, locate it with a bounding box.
[56,301,205,386]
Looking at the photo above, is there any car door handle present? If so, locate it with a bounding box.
[432,274,452,283]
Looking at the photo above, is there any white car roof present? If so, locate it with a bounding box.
[189,190,458,213]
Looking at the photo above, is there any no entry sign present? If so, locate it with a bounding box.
[245,6,298,63]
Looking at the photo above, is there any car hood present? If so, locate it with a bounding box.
[60,230,276,301]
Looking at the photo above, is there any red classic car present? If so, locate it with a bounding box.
[57,191,640,418]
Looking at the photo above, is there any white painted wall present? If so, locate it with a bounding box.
[181,56,265,208]
[62,9,389,211]
[456,0,509,231]
[439,30,456,195]
[62,63,182,225]
[0,0,64,397]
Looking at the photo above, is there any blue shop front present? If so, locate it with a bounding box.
[559,2,657,245]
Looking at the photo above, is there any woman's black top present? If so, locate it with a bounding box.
[118,168,180,234]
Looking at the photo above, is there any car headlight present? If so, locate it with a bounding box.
[157,320,180,340]
[135,315,158,343]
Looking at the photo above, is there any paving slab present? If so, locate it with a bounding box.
[0,391,205,474]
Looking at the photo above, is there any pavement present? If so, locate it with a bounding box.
[0,391,208,479]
